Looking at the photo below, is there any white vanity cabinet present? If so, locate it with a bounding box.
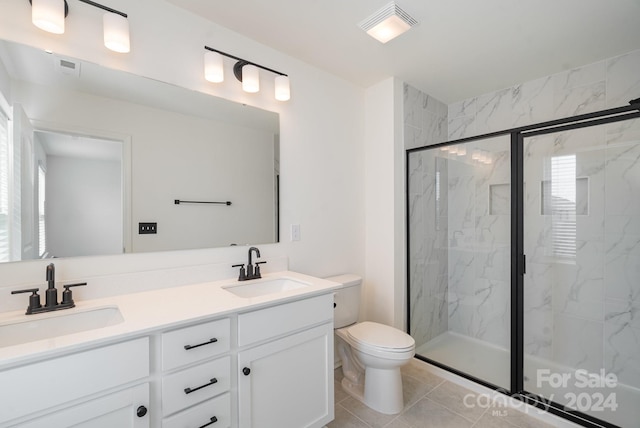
[0,338,150,427]
[160,318,232,427]
[237,294,334,428]
[0,279,337,428]
[8,383,150,428]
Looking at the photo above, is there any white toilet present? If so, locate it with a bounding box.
[328,274,415,415]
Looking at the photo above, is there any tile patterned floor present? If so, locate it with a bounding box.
[328,359,561,428]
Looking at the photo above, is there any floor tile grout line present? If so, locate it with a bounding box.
[424,380,481,421]
[422,395,487,426]
[470,404,490,427]
[381,414,402,428]
[404,374,447,403]
[336,402,374,428]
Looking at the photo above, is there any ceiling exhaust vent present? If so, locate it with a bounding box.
[359,2,418,43]
[55,57,81,77]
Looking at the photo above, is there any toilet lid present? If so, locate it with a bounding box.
[346,321,415,351]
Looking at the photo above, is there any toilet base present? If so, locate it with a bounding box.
[341,366,404,415]
[341,376,364,402]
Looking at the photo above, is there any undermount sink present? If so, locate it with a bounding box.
[0,306,124,348]
[222,278,310,298]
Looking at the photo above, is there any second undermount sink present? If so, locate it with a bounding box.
[0,306,124,348]
[222,278,310,298]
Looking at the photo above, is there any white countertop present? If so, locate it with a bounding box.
[0,270,341,369]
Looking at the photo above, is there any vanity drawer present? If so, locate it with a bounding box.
[238,293,333,347]
[162,318,230,371]
[162,356,231,416]
[0,337,149,425]
[162,392,231,428]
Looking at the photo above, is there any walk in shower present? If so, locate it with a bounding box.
[407,101,640,428]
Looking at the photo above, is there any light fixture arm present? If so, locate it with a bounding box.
[77,0,127,18]
[28,0,126,18]
[204,46,287,82]
[232,60,250,82]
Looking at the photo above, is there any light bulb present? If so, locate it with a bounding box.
[274,75,290,101]
[242,64,259,93]
[32,0,65,34]
[204,51,224,83]
[103,13,130,53]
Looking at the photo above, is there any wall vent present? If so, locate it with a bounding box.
[358,2,418,32]
[55,57,81,77]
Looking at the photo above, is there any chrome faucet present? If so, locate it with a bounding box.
[232,247,267,281]
[11,263,87,315]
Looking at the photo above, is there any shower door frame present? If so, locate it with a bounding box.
[406,100,640,428]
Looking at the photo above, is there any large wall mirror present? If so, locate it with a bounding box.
[0,39,280,263]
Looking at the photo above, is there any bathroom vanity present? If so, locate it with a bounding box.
[0,271,338,428]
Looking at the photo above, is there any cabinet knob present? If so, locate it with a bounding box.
[242,367,251,376]
[136,405,148,418]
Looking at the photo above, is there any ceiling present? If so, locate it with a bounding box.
[36,130,122,162]
[166,0,640,104]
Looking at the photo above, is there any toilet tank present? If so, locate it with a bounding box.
[326,274,362,328]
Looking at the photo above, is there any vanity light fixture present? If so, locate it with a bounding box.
[241,63,260,93]
[204,50,224,83]
[204,46,290,101]
[31,0,67,34]
[359,2,417,43]
[28,0,130,53]
[274,75,291,101]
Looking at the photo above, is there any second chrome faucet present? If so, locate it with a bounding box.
[232,247,267,281]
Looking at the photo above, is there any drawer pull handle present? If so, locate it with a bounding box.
[184,338,218,350]
[184,377,218,394]
[199,416,218,428]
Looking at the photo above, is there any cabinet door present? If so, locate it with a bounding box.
[14,383,149,428]
[238,323,333,428]
[0,337,149,424]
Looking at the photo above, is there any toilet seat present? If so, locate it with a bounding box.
[342,322,415,360]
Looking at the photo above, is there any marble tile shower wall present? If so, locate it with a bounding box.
[405,83,449,348]
[446,137,511,350]
[405,82,513,351]
[523,123,640,390]
[448,49,640,139]
[448,49,640,388]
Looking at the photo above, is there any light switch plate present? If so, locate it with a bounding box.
[291,224,300,241]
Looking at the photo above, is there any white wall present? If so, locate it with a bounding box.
[363,77,405,328]
[0,0,365,312]
[46,155,122,257]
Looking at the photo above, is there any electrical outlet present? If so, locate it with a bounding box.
[139,222,157,234]
[291,224,300,241]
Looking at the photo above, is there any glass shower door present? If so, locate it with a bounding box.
[522,118,640,428]
[408,135,512,390]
